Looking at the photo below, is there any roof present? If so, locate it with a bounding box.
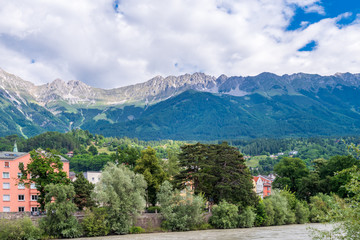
[0,151,28,160]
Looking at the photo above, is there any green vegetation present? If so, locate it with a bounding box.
[81,208,110,237]
[19,150,70,211]
[210,200,239,229]
[0,217,43,240]
[2,129,360,238]
[157,181,206,231]
[134,147,168,206]
[72,173,95,210]
[92,162,147,234]
[40,184,82,238]
[174,142,257,206]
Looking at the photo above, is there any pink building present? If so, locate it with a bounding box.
[0,151,69,213]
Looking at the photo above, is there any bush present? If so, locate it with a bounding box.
[147,206,161,213]
[82,208,110,237]
[209,200,239,229]
[294,201,310,224]
[0,217,43,240]
[157,181,206,231]
[238,206,256,228]
[254,200,267,226]
[309,193,343,223]
[129,226,145,234]
[263,190,295,226]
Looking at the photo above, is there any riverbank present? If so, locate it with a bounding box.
[73,223,333,240]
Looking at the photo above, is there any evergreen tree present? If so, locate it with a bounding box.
[134,147,168,205]
[73,173,95,210]
[174,142,257,206]
[88,145,98,155]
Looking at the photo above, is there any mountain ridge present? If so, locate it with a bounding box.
[1,68,360,140]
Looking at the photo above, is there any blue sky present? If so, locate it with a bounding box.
[0,0,360,88]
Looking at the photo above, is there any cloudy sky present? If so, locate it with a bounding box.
[0,0,360,88]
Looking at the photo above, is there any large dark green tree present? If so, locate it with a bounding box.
[174,142,257,206]
[273,157,309,193]
[134,147,168,206]
[19,150,70,211]
[73,173,95,210]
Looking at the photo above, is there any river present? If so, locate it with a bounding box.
[75,223,333,240]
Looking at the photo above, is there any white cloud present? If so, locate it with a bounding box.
[0,0,359,88]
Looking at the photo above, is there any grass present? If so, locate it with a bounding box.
[246,155,268,168]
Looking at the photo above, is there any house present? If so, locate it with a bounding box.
[253,175,273,198]
[0,147,70,213]
[83,171,101,184]
[253,176,264,198]
[66,151,74,158]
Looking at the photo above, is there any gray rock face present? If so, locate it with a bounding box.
[1,68,360,109]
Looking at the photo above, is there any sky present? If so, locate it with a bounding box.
[0,0,360,89]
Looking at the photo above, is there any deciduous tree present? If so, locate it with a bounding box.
[92,162,147,234]
[19,150,70,211]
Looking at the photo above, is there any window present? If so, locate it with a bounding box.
[18,207,25,212]
[3,207,10,212]
[18,183,25,189]
[92,177,95,181]
[4,162,9,168]
[3,182,10,189]
[30,183,36,189]
[17,172,22,178]
[2,172,9,178]
[3,194,10,201]
[31,195,38,201]
[31,207,38,212]
[18,195,25,201]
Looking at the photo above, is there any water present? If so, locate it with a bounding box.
[75,223,333,240]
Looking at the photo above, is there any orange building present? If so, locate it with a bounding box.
[0,150,69,213]
[253,175,273,198]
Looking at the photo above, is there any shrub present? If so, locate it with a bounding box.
[238,206,256,228]
[209,200,239,229]
[129,226,145,234]
[254,200,267,226]
[294,201,310,224]
[263,190,295,226]
[0,217,43,240]
[309,193,343,223]
[147,206,161,213]
[157,181,206,231]
[82,208,110,237]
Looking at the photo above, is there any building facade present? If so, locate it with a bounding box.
[0,151,69,213]
[253,175,273,199]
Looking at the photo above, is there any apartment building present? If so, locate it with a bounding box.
[0,149,70,213]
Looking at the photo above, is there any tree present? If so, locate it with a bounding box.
[273,157,309,193]
[161,149,180,178]
[88,145,98,155]
[174,142,257,206]
[73,173,95,210]
[111,146,141,168]
[19,150,70,211]
[134,147,168,206]
[92,162,147,234]
[40,184,82,238]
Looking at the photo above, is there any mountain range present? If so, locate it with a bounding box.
[1,68,360,140]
